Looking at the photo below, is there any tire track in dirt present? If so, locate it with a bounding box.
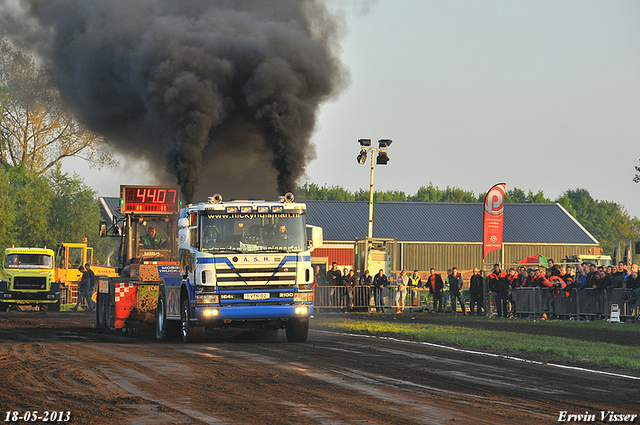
[0,341,210,423]
[178,344,514,424]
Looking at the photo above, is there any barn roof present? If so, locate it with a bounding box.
[98,197,598,245]
[303,201,598,245]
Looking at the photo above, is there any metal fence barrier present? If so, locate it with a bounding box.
[314,285,431,312]
[511,287,540,318]
[312,284,640,321]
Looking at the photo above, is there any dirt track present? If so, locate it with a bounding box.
[1,311,639,424]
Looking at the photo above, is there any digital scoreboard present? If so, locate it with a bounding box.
[120,185,180,214]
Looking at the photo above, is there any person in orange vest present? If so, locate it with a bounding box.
[488,264,509,318]
[426,268,445,313]
[506,268,519,318]
[562,265,578,316]
[544,266,567,318]
[533,268,548,288]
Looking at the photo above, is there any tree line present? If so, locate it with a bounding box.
[0,165,116,262]
[296,182,640,255]
[1,41,118,262]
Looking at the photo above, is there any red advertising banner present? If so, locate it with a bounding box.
[483,183,506,259]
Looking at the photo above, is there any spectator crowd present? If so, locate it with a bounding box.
[312,259,640,319]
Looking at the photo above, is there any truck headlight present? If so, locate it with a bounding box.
[196,294,219,304]
[293,292,312,302]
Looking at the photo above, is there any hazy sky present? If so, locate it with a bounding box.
[66,0,640,216]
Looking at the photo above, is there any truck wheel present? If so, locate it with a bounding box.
[156,296,179,341]
[181,298,204,343]
[285,319,309,343]
[95,292,109,331]
[0,302,7,313]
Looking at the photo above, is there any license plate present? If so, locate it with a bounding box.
[244,293,270,300]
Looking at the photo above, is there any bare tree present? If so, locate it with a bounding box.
[0,41,115,173]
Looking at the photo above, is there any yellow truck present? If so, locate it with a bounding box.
[54,242,118,304]
[565,254,613,267]
[0,247,60,311]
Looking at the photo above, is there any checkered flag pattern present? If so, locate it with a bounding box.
[115,283,135,302]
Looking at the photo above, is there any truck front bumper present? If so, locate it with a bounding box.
[0,291,60,303]
[193,304,313,322]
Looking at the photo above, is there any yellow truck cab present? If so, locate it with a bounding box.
[54,242,95,287]
[54,242,117,304]
[0,247,60,311]
[566,254,613,267]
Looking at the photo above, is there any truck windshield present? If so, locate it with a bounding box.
[200,214,307,253]
[131,218,177,261]
[5,254,53,269]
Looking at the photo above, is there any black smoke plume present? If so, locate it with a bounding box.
[0,0,346,202]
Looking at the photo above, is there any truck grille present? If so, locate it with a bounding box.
[216,266,296,287]
[13,276,47,290]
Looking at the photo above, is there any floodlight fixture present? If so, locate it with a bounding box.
[356,150,368,165]
[358,138,372,147]
[376,151,389,165]
[378,139,393,148]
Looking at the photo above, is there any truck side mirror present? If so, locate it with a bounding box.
[178,228,191,250]
[99,222,107,237]
[306,225,323,251]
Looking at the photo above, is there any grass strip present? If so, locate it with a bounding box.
[312,316,640,370]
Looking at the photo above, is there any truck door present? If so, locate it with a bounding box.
[69,246,83,270]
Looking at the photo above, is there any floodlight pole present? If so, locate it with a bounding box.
[367,150,375,241]
[357,139,392,267]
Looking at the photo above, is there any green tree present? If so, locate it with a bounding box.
[505,188,527,203]
[297,183,356,201]
[374,190,407,202]
[528,190,552,203]
[0,166,17,248]
[7,165,53,247]
[47,165,116,262]
[0,41,115,173]
[555,188,640,254]
[0,164,116,262]
[409,182,479,202]
[48,165,96,241]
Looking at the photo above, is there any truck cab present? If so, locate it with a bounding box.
[566,254,613,267]
[155,193,322,343]
[0,247,60,311]
[55,242,94,286]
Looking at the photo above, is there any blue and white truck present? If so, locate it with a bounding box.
[155,193,322,343]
